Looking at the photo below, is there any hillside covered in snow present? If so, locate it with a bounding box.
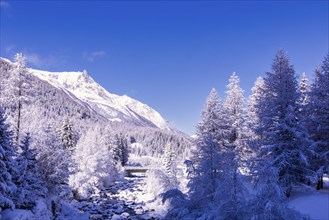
[0,57,170,130]
[0,56,192,158]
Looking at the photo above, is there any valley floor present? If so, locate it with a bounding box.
[76,174,329,220]
[2,174,328,220]
[77,176,165,220]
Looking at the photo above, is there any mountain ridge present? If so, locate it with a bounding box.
[0,57,171,131]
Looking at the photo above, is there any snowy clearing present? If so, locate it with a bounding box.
[289,190,329,220]
[289,177,329,220]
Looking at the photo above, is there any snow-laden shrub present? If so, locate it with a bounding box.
[145,169,174,197]
[55,200,89,220]
[248,166,308,220]
[32,199,53,220]
[161,189,190,220]
[1,209,34,220]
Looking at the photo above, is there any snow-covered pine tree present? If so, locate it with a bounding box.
[162,142,176,176]
[247,77,266,154]
[297,73,312,173]
[217,74,249,219]
[14,133,46,209]
[59,118,75,154]
[102,129,116,154]
[113,133,129,167]
[102,128,125,170]
[299,72,310,106]
[36,124,70,195]
[248,77,265,135]
[187,89,226,213]
[254,50,313,196]
[196,89,230,144]
[185,88,247,219]
[224,72,250,170]
[308,54,329,189]
[298,73,310,126]
[0,107,17,210]
[224,72,245,144]
[112,134,122,165]
[13,53,26,147]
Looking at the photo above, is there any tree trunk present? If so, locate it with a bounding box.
[316,178,321,190]
[16,69,22,147]
[16,95,21,146]
[16,101,21,145]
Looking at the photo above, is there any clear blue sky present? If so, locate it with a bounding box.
[1,1,328,135]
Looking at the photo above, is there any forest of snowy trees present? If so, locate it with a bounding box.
[0,50,328,219]
[163,50,329,219]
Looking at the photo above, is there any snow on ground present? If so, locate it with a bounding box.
[289,190,329,220]
[77,176,166,219]
[3,173,328,220]
[74,154,170,219]
[1,199,88,220]
[289,175,329,220]
[1,209,34,220]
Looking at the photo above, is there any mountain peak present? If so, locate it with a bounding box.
[29,66,169,130]
[0,57,171,131]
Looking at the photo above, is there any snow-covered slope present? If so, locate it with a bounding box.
[30,68,170,130]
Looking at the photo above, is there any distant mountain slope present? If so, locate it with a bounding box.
[0,57,170,131]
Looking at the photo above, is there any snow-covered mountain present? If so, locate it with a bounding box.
[0,57,170,131]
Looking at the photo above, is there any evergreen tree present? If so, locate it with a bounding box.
[13,53,26,147]
[224,72,250,170]
[102,129,129,168]
[196,89,230,143]
[14,133,46,209]
[188,89,226,210]
[189,134,222,210]
[112,134,122,164]
[299,72,310,106]
[36,124,70,194]
[162,142,176,176]
[247,77,266,153]
[221,74,250,218]
[103,129,116,156]
[254,50,313,196]
[59,118,75,154]
[187,88,248,219]
[0,108,17,210]
[224,72,245,144]
[248,77,265,133]
[113,133,129,167]
[298,73,310,138]
[308,54,329,189]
